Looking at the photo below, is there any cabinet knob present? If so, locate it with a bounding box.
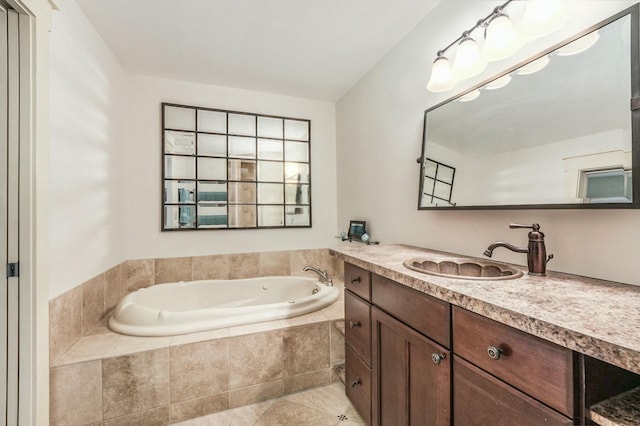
[351,379,361,388]
[431,353,445,365]
[487,345,503,360]
[349,321,361,328]
[350,277,361,284]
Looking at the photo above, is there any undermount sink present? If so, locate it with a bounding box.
[403,258,524,281]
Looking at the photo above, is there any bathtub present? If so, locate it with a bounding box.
[108,276,340,336]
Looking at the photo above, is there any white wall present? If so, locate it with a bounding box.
[122,76,337,260]
[337,0,640,286]
[49,0,127,298]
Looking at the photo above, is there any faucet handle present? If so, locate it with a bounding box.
[509,223,540,232]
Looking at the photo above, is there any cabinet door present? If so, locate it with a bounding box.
[454,356,573,426]
[372,307,450,426]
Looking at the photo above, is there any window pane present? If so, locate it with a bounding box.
[164,205,196,229]
[228,182,256,203]
[228,160,256,181]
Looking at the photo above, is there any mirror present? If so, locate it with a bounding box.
[419,5,640,209]
[162,104,312,230]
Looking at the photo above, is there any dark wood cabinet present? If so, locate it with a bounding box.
[345,290,372,366]
[372,307,451,426]
[453,356,573,426]
[346,345,372,425]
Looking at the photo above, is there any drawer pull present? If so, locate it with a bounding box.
[431,353,445,365]
[349,321,361,328]
[351,379,361,388]
[487,345,504,360]
[350,277,362,284]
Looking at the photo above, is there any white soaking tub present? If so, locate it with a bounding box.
[108,276,340,336]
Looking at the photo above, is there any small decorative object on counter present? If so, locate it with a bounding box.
[361,233,370,243]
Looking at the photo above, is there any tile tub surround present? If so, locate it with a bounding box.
[331,243,640,375]
[49,285,345,425]
[49,248,343,364]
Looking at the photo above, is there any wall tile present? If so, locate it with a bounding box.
[291,249,342,279]
[170,339,229,403]
[258,251,291,276]
[192,254,229,280]
[229,380,284,409]
[283,369,331,394]
[330,321,345,366]
[102,348,170,420]
[169,392,229,423]
[49,286,82,363]
[283,322,330,376]
[123,259,155,292]
[229,330,283,389]
[104,263,125,312]
[82,273,105,336]
[103,406,170,426]
[228,252,259,279]
[50,361,102,426]
[155,257,192,284]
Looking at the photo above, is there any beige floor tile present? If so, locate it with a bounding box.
[283,382,352,418]
[229,380,284,409]
[254,399,338,426]
[103,405,170,426]
[171,400,274,426]
[170,392,229,423]
[283,369,331,394]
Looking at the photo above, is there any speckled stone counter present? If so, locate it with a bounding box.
[590,386,640,426]
[330,243,640,375]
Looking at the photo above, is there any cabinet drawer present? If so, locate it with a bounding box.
[345,263,371,301]
[345,290,372,366]
[372,274,450,348]
[454,356,572,426]
[453,307,574,417]
[346,345,372,425]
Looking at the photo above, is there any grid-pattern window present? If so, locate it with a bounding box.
[162,103,311,230]
[421,158,455,207]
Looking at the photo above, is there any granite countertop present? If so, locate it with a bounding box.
[590,386,640,426]
[330,243,640,375]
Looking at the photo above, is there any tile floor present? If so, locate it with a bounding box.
[172,382,363,426]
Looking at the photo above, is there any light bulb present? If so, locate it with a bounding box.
[453,37,487,81]
[483,13,521,62]
[427,56,456,92]
[522,0,568,41]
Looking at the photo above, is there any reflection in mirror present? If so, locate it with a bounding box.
[165,131,195,155]
[229,205,256,228]
[165,106,195,131]
[162,103,311,230]
[419,7,638,209]
[197,110,226,133]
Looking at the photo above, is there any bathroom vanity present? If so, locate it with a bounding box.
[333,244,640,425]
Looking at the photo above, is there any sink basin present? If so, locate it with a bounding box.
[403,258,523,281]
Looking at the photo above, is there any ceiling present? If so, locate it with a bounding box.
[76,0,441,101]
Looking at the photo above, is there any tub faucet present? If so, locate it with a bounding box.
[483,223,554,276]
[303,266,333,286]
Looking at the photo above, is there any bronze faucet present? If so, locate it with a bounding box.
[483,223,554,276]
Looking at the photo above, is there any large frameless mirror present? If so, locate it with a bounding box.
[418,5,640,209]
[162,103,311,230]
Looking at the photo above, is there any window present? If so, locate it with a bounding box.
[579,168,632,203]
[162,103,311,230]
[421,159,456,206]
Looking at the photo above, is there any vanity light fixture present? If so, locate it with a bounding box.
[426,0,567,93]
[515,55,550,75]
[556,30,600,56]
